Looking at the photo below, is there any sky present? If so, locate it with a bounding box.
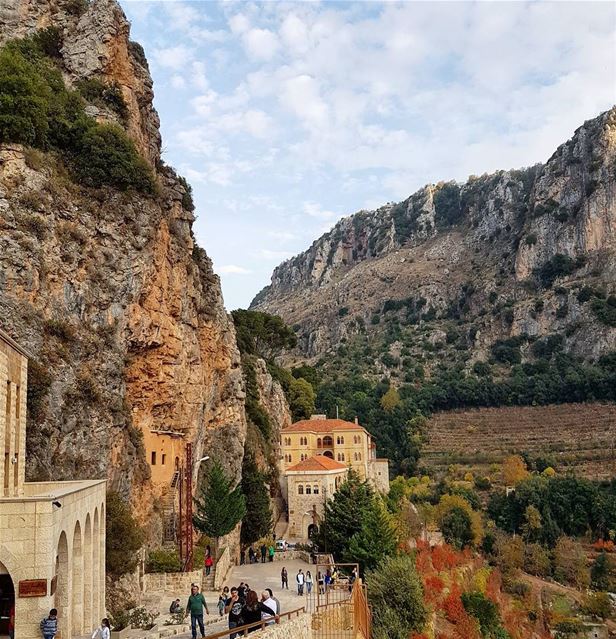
[120,0,616,310]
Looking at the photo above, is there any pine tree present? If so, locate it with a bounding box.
[591,551,610,590]
[240,452,272,545]
[346,497,398,572]
[315,469,374,559]
[193,459,246,549]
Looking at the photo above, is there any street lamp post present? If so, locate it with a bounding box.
[178,443,210,572]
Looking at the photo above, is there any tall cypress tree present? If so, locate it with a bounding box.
[193,459,246,549]
[240,452,273,545]
[346,497,398,572]
[316,469,374,559]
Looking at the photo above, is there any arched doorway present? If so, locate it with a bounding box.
[0,562,14,638]
[72,521,83,636]
[323,451,334,459]
[55,531,70,639]
[307,523,318,539]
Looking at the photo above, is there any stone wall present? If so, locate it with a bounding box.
[143,569,202,594]
[250,613,312,639]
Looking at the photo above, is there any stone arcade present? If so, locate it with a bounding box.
[0,329,106,639]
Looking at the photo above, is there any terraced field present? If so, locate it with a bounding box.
[423,403,616,480]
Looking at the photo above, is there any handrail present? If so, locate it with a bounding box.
[203,606,306,638]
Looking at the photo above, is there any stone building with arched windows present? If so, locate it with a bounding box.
[0,329,106,639]
[281,415,389,539]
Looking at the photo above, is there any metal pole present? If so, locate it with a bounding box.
[179,462,184,566]
[185,442,193,571]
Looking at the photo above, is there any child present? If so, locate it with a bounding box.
[40,609,58,639]
[91,618,111,639]
[218,586,229,616]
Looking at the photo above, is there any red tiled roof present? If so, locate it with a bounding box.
[283,418,365,433]
[286,455,348,472]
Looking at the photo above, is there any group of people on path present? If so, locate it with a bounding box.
[241,542,276,565]
[169,581,281,639]
[39,608,111,639]
[287,568,313,595]
[220,582,280,638]
[285,566,355,595]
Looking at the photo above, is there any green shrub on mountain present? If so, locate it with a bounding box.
[0,34,154,193]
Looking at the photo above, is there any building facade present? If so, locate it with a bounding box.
[281,415,390,539]
[0,329,106,639]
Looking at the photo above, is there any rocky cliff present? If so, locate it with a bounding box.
[0,0,247,520]
[253,108,616,372]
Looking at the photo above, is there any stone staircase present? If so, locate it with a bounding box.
[162,472,180,544]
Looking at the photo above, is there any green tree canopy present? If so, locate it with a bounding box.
[346,497,398,573]
[315,469,374,559]
[240,452,272,545]
[193,459,246,546]
[106,491,145,578]
[367,553,427,639]
[440,506,474,550]
[232,310,297,360]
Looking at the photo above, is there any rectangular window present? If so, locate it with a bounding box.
[305,486,311,495]
[298,485,303,495]
[313,486,319,495]
[162,454,166,465]
[151,451,156,465]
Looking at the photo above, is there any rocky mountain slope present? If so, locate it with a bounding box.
[253,109,616,376]
[0,0,250,520]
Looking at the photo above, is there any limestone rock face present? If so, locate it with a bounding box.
[253,109,616,368]
[0,0,247,519]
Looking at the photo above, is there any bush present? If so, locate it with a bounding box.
[146,548,181,573]
[72,124,154,192]
[106,492,145,577]
[591,295,616,327]
[0,36,154,193]
[534,254,583,287]
[367,554,427,639]
[76,78,128,120]
[461,591,507,637]
[525,233,538,246]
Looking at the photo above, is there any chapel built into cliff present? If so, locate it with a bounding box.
[0,329,106,639]
[281,415,389,539]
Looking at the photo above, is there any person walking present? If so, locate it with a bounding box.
[260,543,267,563]
[218,586,229,616]
[248,547,256,564]
[205,552,214,577]
[186,584,209,639]
[317,571,324,594]
[91,618,111,639]
[296,569,305,596]
[240,547,246,565]
[268,544,275,562]
[305,571,313,595]
[40,609,58,639]
[224,587,244,639]
[281,566,288,589]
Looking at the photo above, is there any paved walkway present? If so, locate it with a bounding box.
[174,557,313,638]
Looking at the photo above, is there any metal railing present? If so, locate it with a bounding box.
[203,606,306,638]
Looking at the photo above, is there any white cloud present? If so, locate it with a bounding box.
[268,230,298,242]
[170,74,186,89]
[281,75,328,128]
[229,13,250,34]
[152,45,192,70]
[218,264,252,274]
[303,201,338,220]
[243,28,280,60]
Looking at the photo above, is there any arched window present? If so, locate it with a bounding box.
[341,453,345,461]
[298,485,304,495]
[313,485,319,495]
[340,436,344,444]
[317,438,322,448]
[358,452,362,460]
[305,486,311,495]
[323,436,333,447]
[353,453,357,461]
[337,454,341,461]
